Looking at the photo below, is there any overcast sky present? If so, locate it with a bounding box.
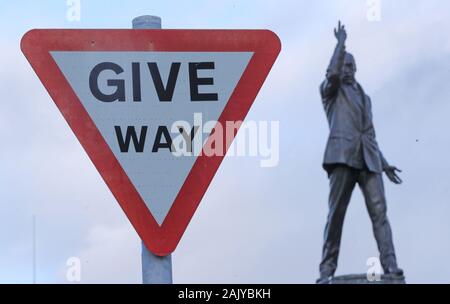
[1,0,450,283]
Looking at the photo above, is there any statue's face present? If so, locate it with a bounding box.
[342,53,356,84]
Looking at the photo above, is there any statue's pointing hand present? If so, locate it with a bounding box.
[334,21,347,44]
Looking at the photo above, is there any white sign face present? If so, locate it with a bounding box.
[52,51,252,225]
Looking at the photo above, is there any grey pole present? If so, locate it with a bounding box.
[132,15,173,284]
[32,214,36,284]
[132,15,162,29]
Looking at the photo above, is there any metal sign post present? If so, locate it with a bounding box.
[132,15,173,284]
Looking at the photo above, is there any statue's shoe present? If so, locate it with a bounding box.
[385,266,404,276]
[316,275,332,284]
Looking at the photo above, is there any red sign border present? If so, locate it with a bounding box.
[21,29,281,256]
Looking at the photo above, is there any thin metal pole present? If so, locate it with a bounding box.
[32,214,36,284]
[132,15,173,284]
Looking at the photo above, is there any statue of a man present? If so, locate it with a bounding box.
[317,21,404,283]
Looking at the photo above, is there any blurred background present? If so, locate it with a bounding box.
[1,0,449,283]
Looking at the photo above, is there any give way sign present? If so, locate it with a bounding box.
[21,29,281,256]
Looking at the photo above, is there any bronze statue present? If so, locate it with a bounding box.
[317,21,403,284]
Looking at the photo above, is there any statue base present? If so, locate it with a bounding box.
[328,274,406,284]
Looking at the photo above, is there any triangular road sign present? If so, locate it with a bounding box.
[21,29,280,255]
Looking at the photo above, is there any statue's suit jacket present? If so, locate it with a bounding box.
[320,44,388,175]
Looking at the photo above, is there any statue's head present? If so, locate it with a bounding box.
[342,52,356,84]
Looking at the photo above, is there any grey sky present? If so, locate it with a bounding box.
[1,0,450,283]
